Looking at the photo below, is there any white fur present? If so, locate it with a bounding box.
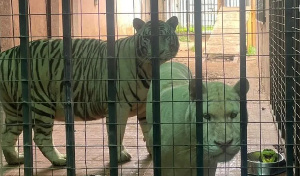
[146,62,249,176]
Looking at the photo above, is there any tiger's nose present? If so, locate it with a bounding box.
[214,139,233,150]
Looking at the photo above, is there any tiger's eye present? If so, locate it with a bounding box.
[230,112,238,118]
[203,114,211,120]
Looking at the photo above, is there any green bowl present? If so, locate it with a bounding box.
[247,151,286,175]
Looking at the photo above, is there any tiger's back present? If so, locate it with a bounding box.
[0,39,109,121]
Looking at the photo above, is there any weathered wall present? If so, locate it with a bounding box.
[0,0,146,50]
[0,0,47,51]
[0,0,15,51]
[72,0,107,39]
[72,0,147,40]
[50,0,62,38]
[257,0,270,98]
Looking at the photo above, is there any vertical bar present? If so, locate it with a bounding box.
[46,0,52,39]
[239,0,247,175]
[294,1,300,174]
[285,0,294,175]
[194,0,203,175]
[19,0,33,175]
[186,0,190,29]
[62,0,76,175]
[151,0,161,175]
[0,105,2,176]
[106,0,118,175]
[0,30,1,52]
[269,2,273,120]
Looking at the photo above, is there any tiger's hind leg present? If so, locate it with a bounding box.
[137,113,151,154]
[2,115,24,165]
[138,117,151,155]
[106,105,132,163]
[136,103,151,155]
[33,113,66,166]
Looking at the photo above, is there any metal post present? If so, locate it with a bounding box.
[46,0,52,39]
[294,1,300,175]
[151,0,161,175]
[194,0,204,175]
[62,0,76,175]
[284,0,294,175]
[19,0,33,175]
[239,0,247,175]
[106,0,118,175]
[0,23,2,176]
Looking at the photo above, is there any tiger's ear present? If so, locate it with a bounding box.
[233,78,250,96]
[133,18,145,31]
[189,78,207,100]
[166,16,179,31]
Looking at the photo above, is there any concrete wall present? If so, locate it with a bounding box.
[72,0,106,39]
[256,0,270,98]
[50,0,62,38]
[0,0,148,51]
[72,0,148,40]
[0,0,47,51]
[0,0,15,51]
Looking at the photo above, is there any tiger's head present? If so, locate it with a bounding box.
[133,16,179,63]
[188,79,250,163]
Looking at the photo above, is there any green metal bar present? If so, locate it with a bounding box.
[294,1,300,175]
[194,0,203,175]
[106,0,118,175]
[0,106,2,176]
[46,0,52,39]
[62,0,76,175]
[284,0,294,175]
[269,3,274,121]
[151,0,161,175]
[19,0,33,175]
[239,0,247,175]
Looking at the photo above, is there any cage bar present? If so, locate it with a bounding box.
[106,0,118,175]
[0,106,2,176]
[19,0,33,175]
[151,0,161,175]
[0,0,299,175]
[239,0,247,175]
[62,0,76,175]
[46,0,52,39]
[294,0,300,174]
[284,0,294,175]
[193,0,204,175]
[270,0,286,140]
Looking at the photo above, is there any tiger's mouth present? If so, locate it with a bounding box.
[159,51,177,60]
[206,144,240,161]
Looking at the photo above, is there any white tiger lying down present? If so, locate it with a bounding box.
[146,62,249,176]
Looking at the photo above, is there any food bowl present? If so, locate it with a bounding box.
[247,151,286,175]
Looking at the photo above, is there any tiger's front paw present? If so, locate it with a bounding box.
[118,149,131,163]
[51,154,67,166]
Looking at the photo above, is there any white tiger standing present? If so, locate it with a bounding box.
[0,17,179,166]
[146,62,249,176]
